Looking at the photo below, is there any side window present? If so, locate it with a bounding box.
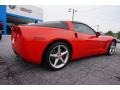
[73,23,96,35]
[30,21,69,30]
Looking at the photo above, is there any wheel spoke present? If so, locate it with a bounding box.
[50,54,58,57]
[110,49,112,53]
[61,51,68,56]
[60,57,65,64]
[112,49,115,52]
[53,58,59,66]
[58,45,61,54]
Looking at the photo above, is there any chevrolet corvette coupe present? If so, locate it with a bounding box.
[11,21,116,70]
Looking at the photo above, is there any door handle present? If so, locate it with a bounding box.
[75,33,78,38]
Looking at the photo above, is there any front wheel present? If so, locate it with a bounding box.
[107,41,116,55]
[44,42,71,71]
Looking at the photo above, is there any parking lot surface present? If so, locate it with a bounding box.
[0,35,120,85]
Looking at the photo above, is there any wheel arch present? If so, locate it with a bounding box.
[112,39,117,46]
[41,39,73,63]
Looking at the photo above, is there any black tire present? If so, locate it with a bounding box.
[0,35,2,40]
[43,42,71,71]
[13,50,19,57]
[107,41,116,55]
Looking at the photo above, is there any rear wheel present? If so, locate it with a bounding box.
[13,50,19,57]
[44,42,71,71]
[107,41,116,55]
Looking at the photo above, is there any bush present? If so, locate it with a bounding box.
[105,30,114,36]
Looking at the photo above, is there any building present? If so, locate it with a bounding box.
[0,5,43,34]
[0,5,6,34]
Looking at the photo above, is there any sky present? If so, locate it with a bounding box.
[35,5,120,33]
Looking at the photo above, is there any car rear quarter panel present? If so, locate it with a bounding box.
[16,26,78,64]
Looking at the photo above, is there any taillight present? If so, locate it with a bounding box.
[11,26,21,43]
[12,26,21,34]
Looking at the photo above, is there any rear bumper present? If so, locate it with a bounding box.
[12,41,46,64]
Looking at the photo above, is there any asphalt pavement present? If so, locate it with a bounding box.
[0,35,120,85]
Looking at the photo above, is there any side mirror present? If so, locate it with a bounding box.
[96,32,101,37]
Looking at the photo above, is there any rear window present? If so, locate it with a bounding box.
[29,21,69,30]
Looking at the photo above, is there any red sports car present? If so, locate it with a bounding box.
[11,21,117,70]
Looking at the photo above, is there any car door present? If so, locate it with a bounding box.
[73,22,105,57]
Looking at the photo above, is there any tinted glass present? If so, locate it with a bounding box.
[29,21,69,30]
[73,23,96,35]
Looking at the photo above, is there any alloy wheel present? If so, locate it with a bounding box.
[109,41,116,55]
[49,45,69,69]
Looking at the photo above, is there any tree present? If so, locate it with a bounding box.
[117,31,120,39]
[105,30,114,36]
